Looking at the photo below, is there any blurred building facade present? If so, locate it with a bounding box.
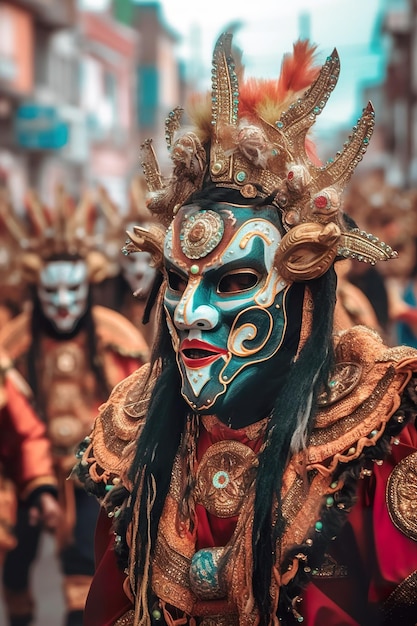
[0,0,78,209]
[0,0,184,211]
[5,1,417,208]
[382,0,417,188]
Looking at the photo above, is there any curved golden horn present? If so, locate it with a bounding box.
[140,138,163,194]
[209,32,240,182]
[314,101,375,191]
[277,49,340,159]
[123,224,165,271]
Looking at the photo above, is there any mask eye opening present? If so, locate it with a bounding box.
[167,269,188,294]
[217,269,261,294]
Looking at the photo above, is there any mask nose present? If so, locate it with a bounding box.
[174,281,219,330]
[56,287,71,307]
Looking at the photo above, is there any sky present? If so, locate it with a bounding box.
[83,0,388,140]
[156,0,386,131]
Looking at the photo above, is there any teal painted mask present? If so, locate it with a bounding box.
[163,202,303,425]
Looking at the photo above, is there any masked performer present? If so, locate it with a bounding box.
[94,180,159,350]
[0,186,149,626]
[76,35,417,626]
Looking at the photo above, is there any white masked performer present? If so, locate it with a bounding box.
[94,180,159,350]
[76,35,417,626]
[0,186,149,626]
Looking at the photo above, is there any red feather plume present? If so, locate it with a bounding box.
[239,40,319,120]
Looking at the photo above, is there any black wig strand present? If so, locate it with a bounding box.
[252,267,337,622]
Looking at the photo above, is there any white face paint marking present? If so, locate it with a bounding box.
[38,260,89,333]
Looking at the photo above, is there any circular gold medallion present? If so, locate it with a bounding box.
[180,210,224,259]
[195,440,257,517]
[317,362,362,406]
[387,451,417,542]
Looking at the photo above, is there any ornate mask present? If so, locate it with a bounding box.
[38,259,89,333]
[123,33,399,423]
[120,223,157,298]
[163,202,297,421]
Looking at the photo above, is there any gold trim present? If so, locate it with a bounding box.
[114,610,135,626]
[386,452,417,541]
[383,570,417,625]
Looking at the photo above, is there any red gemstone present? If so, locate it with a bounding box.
[314,195,328,209]
[287,171,294,180]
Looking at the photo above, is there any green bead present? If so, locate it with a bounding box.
[190,265,199,275]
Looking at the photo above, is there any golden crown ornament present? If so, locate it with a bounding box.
[124,33,397,281]
[2,184,119,286]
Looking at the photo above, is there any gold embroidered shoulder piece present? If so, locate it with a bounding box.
[93,305,150,362]
[0,310,31,361]
[82,362,158,485]
[280,325,417,551]
[306,325,417,473]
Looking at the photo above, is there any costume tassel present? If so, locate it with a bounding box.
[134,473,157,626]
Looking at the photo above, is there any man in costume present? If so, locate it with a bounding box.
[0,186,149,626]
[76,34,417,626]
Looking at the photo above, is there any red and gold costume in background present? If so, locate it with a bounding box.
[0,305,146,543]
[75,34,417,626]
[0,349,57,564]
[0,186,148,626]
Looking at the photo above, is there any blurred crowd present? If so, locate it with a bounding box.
[335,168,417,349]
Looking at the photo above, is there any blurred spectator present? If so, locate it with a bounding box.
[92,179,161,351]
[334,259,382,332]
[347,260,390,336]
[343,173,417,343]
[387,238,417,348]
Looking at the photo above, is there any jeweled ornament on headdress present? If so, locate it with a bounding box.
[124,33,398,282]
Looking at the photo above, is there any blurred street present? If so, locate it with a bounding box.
[0,534,65,626]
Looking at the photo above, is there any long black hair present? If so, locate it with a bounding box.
[252,267,336,622]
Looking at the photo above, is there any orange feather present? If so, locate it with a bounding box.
[239,40,319,121]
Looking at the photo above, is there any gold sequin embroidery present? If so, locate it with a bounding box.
[383,570,417,625]
[114,610,134,625]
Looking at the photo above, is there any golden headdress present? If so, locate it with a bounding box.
[1,184,118,285]
[125,33,397,281]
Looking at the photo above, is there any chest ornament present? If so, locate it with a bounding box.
[189,547,226,599]
[194,440,257,518]
[386,451,417,542]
